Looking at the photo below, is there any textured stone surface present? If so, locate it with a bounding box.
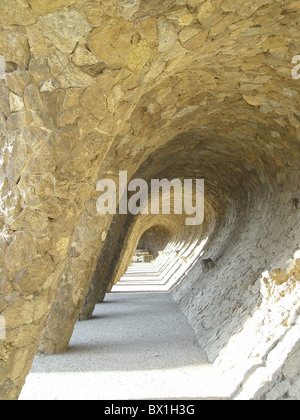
[87,18,136,69]
[28,0,79,16]
[0,0,299,401]
[0,0,36,26]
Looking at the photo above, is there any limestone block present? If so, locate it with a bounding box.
[1,298,34,329]
[5,72,30,97]
[40,79,59,93]
[0,0,35,26]
[29,141,57,175]
[6,112,33,131]
[157,21,177,53]
[127,40,157,72]
[166,7,196,27]
[282,346,300,379]
[290,377,300,399]
[24,83,44,111]
[266,380,291,400]
[9,93,25,112]
[107,85,124,113]
[97,0,121,17]
[80,83,108,119]
[47,51,69,78]
[183,30,209,50]
[87,18,136,69]
[55,237,70,260]
[136,16,158,40]
[57,106,82,127]
[197,2,217,24]
[179,25,200,44]
[221,0,273,17]
[58,64,93,88]
[12,255,54,296]
[63,88,83,109]
[26,23,53,57]
[0,96,10,118]
[6,232,38,273]
[72,45,99,67]
[28,0,78,16]
[28,57,51,85]
[0,27,30,67]
[73,1,105,26]
[11,209,49,236]
[1,0,300,402]
[285,1,300,11]
[119,0,141,20]
[76,112,100,137]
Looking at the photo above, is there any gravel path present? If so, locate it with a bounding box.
[20,292,227,400]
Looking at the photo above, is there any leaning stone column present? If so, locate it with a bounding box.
[37,209,112,354]
[79,214,129,320]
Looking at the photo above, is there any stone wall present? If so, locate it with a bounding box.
[172,185,300,399]
[0,0,299,400]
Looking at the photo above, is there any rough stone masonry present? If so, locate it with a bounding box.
[0,0,300,400]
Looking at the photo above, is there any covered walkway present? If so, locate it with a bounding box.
[20,264,227,400]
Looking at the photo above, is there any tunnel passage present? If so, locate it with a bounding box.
[0,0,300,400]
[136,225,173,261]
[82,127,300,398]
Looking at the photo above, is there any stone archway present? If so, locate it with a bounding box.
[0,0,300,400]
[136,225,173,260]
